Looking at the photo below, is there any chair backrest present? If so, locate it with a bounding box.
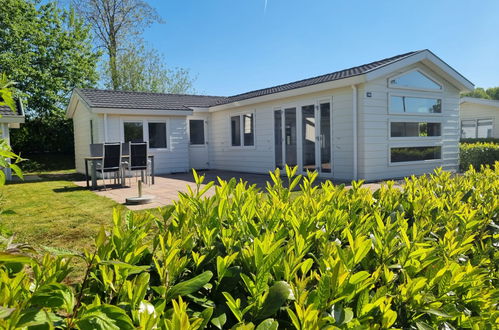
[129,142,148,170]
[103,143,122,170]
[90,143,103,157]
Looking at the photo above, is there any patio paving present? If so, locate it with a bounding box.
[74,170,399,211]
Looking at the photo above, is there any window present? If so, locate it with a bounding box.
[390,70,442,90]
[391,96,441,114]
[231,113,254,147]
[461,120,477,138]
[461,119,493,138]
[124,122,143,142]
[189,120,205,145]
[391,146,441,163]
[148,122,167,148]
[477,119,493,138]
[391,122,441,137]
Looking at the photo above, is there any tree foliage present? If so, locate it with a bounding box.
[463,87,499,100]
[75,0,163,90]
[0,0,100,155]
[0,0,100,118]
[103,41,196,94]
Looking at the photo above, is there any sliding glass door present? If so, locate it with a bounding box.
[274,99,332,175]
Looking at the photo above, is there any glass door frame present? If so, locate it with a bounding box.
[274,97,333,177]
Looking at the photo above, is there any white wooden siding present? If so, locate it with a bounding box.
[72,102,97,174]
[358,63,460,181]
[105,115,190,174]
[208,87,354,180]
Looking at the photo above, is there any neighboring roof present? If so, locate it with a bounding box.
[0,99,24,117]
[75,88,226,110]
[214,50,422,105]
[460,97,499,108]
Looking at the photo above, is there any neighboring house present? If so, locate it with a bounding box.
[460,97,499,139]
[0,99,25,180]
[66,49,474,181]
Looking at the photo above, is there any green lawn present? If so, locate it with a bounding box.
[0,172,130,252]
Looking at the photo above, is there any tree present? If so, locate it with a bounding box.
[75,0,162,90]
[0,0,100,154]
[463,87,499,100]
[103,41,196,94]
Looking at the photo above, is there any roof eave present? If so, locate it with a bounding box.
[365,50,474,92]
[208,75,366,111]
[460,97,499,108]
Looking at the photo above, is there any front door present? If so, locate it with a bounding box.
[188,118,209,169]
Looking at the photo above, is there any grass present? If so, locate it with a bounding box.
[0,173,130,252]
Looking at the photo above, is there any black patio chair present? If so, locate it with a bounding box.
[95,142,122,189]
[123,142,149,186]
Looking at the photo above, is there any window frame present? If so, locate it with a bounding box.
[388,68,443,92]
[388,92,443,116]
[388,141,443,166]
[460,118,494,139]
[123,120,145,144]
[121,118,170,151]
[147,120,169,150]
[228,110,256,149]
[388,119,443,141]
[188,119,207,146]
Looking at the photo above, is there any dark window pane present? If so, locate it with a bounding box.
[189,120,205,145]
[148,122,167,148]
[243,113,254,146]
[231,116,241,146]
[391,96,441,113]
[320,102,331,172]
[390,122,441,137]
[274,110,282,169]
[124,122,143,142]
[391,146,441,163]
[284,108,297,166]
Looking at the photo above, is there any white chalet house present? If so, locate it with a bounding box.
[66,49,474,181]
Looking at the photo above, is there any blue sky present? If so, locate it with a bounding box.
[144,0,499,96]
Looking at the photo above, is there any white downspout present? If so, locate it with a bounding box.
[351,85,358,181]
[103,113,108,142]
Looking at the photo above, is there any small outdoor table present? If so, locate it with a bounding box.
[84,155,155,189]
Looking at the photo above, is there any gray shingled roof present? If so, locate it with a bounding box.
[75,50,422,110]
[76,88,226,110]
[0,99,24,116]
[214,50,421,105]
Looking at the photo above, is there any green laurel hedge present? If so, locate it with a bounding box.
[1,165,498,329]
[460,142,499,171]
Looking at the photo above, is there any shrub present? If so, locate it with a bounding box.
[460,142,499,171]
[0,166,498,329]
[460,138,499,144]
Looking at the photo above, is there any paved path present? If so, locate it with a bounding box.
[74,170,400,211]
